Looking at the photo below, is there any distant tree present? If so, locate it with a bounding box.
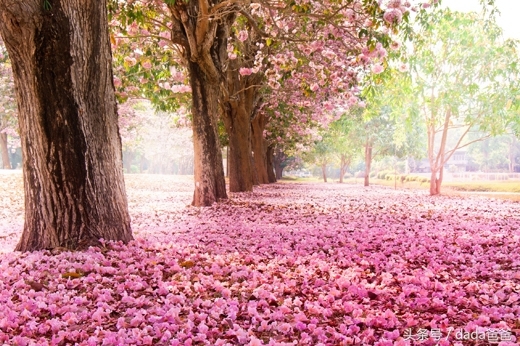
[407,9,520,195]
[325,115,363,183]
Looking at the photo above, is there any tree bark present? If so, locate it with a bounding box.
[0,132,11,169]
[221,103,253,192]
[429,166,443,195]
[364,140,372,187]
[251,112,269,184]
[189,61,227,206]
[266,144,276,183]
[0,0,132,251]
[273,149,286,180]
[221,59,258,192]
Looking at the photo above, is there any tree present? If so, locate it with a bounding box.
[408,9,520,195]
[326,115,363,183]
[0,0,132,251]
[304,137,335,182]
[111,0,413,199]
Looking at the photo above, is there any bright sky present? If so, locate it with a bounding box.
[441,0,520,39]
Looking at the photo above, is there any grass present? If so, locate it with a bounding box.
[442,180,520,193]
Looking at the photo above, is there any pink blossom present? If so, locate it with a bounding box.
[239,68,253,76]
[237,30,248,42]
[383,9,403,24]
[371,64,384,74]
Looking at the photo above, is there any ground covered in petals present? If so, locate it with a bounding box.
[1,172,519,345]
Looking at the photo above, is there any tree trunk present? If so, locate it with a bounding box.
[0,132,11,169]
[364,141,372,187]
[0,0,132,251]
[274,162,283,180]
[221,103,253,192]
[321,164,328,182]
[251,113,269,184]
[188,61,228,206]
[509,136,516,173]
[221,58,258,192]
[273,149,285,180]
[430,167,443,195]
[339,154,347,184]
[266,144,276,183]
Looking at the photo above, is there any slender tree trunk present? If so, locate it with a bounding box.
[188,61,227,206]
[0,132,11,169]
[321,164,328,182]
[509,136,516,173]
[339,155,347,184]
[430,167,443,195]
[266,144,276,183]
[0,0,132,251]
[364,140,372,187]
[251,113,269,184]
[427,109,451,196]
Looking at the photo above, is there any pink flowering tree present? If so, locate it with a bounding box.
[109,0,418,199]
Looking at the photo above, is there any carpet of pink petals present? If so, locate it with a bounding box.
[0,172,519,345]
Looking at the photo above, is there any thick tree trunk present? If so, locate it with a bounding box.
[221,58,257,192]
[0,132,11,169]
[251,113,269,184]
[0,0,132,251]
[321,164,327,182]
[274,162,283,180]
[222,105,253,192]
[266,144,276,183]
[189,61,227,206]
[364,141,372,187]
[273,149,285,180]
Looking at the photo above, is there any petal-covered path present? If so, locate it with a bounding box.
[0,172,519,345]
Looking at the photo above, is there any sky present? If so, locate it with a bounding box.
[441,0,520,39]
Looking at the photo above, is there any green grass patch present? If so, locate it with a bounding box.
[443,181,520,193]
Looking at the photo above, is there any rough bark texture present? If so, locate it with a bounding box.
[189,61,227,205]
[0,0,132,251]
[221,59,258,192]
[364,141,372,187]
[266,144,276,183]
[0,132,11,169]
[251,113,269,184]
[166,1,232,206]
